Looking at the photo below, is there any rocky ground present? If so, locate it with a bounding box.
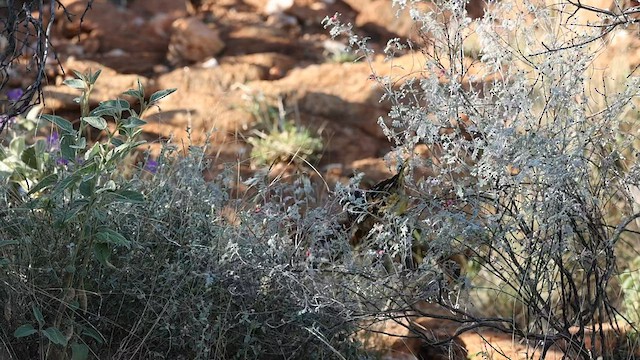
[3,0,640,358]
[7,0,498,185]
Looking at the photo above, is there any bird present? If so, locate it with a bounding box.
[341,158,470,285]
[343,160,409,248]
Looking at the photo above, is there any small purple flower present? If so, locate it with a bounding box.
[6,88,23,102]
[144,158,158,173]
[47,132,60,151]
[47,132,72,167]
[55,157,84,168]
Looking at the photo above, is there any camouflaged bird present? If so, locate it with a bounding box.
[343,161,409,248]
[341,160,470,283]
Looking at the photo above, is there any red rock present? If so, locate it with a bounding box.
[167,17,225,66]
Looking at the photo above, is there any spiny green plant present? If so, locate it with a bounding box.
[242,91,323,168]
[248,121,323,167]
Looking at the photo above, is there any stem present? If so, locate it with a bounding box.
[78,82,93,141]
[49,196,96,358]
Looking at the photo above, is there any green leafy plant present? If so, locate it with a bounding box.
[0,135,53,200]
[12,304,98,360]
[0,97,54,203]
[33,69,174,265]
[3,69,174,359]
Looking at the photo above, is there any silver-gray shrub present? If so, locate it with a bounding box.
[0,143,365,359]
[78,147,365,359]
[325,0,640,357]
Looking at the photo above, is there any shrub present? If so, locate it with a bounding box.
[0,70,176,359]
[323,0,640,358]
[98,148,362,359]
[0,72,362,359]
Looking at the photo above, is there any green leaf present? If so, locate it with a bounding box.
[81,326,104,344]
[27,173,58,195]
[71,342,89,360]
[113,190,144,203]
[93,243,115,269]
[57,173,82,192]
[32,305,45,328]
[70,137,87,150]
[52,173,82,198]
[84,142,101,161]
[71,70,87,81]
[60,199,90,223]
[131,140,147,148]
[0,162,12,179]
[101,99,130,110]
[79,178,96,197]
[63,78,86,90]
[106,143,130,162]
[77,162,98,177]
[41,115,76,134]
[136,79,144,96]
[149,88,176,104]
[96,180,116,194]
[9,136,25,155]
[60,135,78,160]
[34,139,48,157]
[21,147,38,169]
[124,79,144,100]
[95,229,130,248]
[111,137,124,147]
[122,116,147,128]
[82,116,107,130]
[89,69,102,84]
[122,89,140,97]
[14,324,38,338]
[42,327,68,346]
[90,100,130,118]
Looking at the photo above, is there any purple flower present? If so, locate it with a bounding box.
[55,157,84,168]
[47,132,70,167]
[144,158,158,173]
[47,132,60,151]
[6,88,23,102]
